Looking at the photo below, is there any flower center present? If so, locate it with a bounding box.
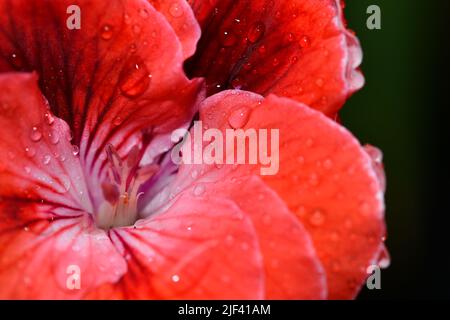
[95,143,158,230]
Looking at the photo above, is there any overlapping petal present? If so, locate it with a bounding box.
[168,90,386,298]
[0,73,127,299]
[87,195,264,299]
[0,0,204,209]
[186,0,363,116]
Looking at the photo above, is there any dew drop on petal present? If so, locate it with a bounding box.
[48,131,59,145]
[299,35,311,48]
[193,184,205,196]
[228,107,251,129]
[169,2,183,17]
[72,145,80,156]
[119,62,151,98]
[139,8,149,18]
[309,209,325,226]
[171,274,180,283]
[377,246,391,269]
[44,112,55,125]
[25,146,36,158]
[221,30,237,47]
[30,126,42,142]
[42,154,51,165]
[101,24,113,40]
[247,21,265,43]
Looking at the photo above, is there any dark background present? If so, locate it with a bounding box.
[342,1,449,299]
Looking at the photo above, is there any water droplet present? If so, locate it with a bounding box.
[44,112,55,125]
[377,247,390,269]
[285,32,295,43]
[221,30,237,47]
[247,21,265,43]
[315,78,324,87]
[10,53,24,69]
[30,127,42,142]
[119,62,152,98]
[323,158,333,169]
[72,145,80,156]
[25,147,36,158]
[101,25,114,40]
[193,184,205,196]
[58,175,71,193]
[169,2,183,17]
[43,154,51,165]
[299,35,311,48]
[48,131,59,145]
[132,25,141,34]
[113,116,123,126]
[309,209,325,226]
[139,8,149,18]
[364,144,383,164]
[171,274,180,283]
[228,107,251,129]
[24,166,31,174]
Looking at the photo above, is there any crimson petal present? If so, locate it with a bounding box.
[174,90,386,299]
[0,0,203,209]
[87,195,264,299]
[186,0,363,116]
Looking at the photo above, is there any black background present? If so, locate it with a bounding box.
[342,1,449,299]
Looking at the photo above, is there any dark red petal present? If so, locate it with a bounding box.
[0,73,91,211]
[186,0,363,116]
[163,175,327,299]
[0,202,126,299]
[149,0,201,59]
[177,90,386,299]
[87,195,264,299]
[0,0,203,206]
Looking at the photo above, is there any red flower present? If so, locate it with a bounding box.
[0,0,387,299]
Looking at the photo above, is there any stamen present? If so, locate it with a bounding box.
[95,139,158,229]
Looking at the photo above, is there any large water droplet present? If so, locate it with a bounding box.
[247,21,265,43]
[228,107,251,129]
[30,127,42,142]
[119,62,151,98]
[171,274,180,283]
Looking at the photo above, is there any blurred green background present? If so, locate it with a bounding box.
[342,1,449,299]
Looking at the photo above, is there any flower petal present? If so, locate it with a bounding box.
[87,195,264,299]
[176,90,386,299]
[164,175,327,299]
[0,73,91,212]
[0,202,126,299]
[186,0,363,116]
[149,0,201,59]
[0,0,204,207]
